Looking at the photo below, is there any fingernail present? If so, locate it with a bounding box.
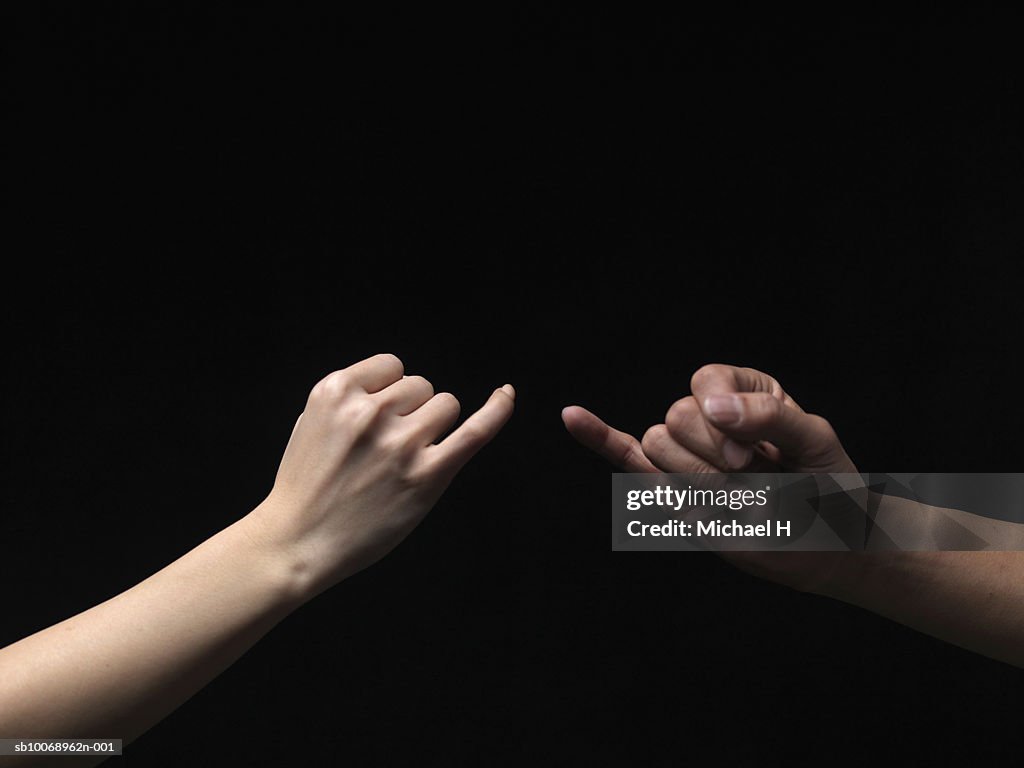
[501,384,516,400]
[722,438,752,469]
[704,395,743,425]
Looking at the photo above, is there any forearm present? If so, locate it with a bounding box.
[0,507,305,754]
[0,356,512,766]
[828,552,1024,667]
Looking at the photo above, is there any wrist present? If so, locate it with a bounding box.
[234,499,322,609]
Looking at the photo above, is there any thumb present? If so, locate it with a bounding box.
[701,393,851,472]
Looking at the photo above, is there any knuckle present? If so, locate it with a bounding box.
[311,371,349,401]
[641,424,669,457]
[618,443,641,470]
[339,394,379,429]
[376,353,404,376]
[808,414,836,439]
[666,396,698,437]
[690,363,727,393]
[436,392,461,416]
[308,382,326,403]
[740,366,780,392]
[409,375,434,397]
[747,394,782,425]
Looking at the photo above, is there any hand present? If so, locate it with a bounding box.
[562,364,856,593]
[250,354,515,599]
[564,364,855,475]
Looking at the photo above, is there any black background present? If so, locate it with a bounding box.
[4,7,1023,766]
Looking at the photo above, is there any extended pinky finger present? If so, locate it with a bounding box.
[426,385,516,477]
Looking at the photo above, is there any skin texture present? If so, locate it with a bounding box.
[0,354,515,766]
[563,363,1024,668]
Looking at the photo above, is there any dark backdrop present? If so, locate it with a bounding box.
[5,8,1022,766]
